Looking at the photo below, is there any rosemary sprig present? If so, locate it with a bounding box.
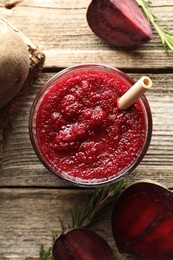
[39,245,52,260]
[39,180,125,260]
[136,0,173,51]
[39,231,57,260]
[68,180,125,230]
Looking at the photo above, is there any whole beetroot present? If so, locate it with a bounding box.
[87,0,153,48]
[0,21,30,109]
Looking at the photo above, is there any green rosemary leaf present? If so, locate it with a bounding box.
[39,231,57,260]
[39,244,52,260]
[51,230,58,244]
[58,216,66,232]
[136,0,173,51]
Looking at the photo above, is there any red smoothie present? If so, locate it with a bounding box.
[30,64,152,186]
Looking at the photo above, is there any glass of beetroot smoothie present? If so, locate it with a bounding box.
[29,64,152,187]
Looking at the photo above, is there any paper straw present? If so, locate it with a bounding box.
[117,76,152,110]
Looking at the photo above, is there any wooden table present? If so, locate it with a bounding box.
[0,0,173,259]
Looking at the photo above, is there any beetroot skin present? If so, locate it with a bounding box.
[112,180,173,259]
[87,0,153,48]
[53,228,113,260]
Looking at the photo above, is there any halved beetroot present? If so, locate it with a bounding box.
[53,228,113,260]
[112,180,173,259]
[87,0,153,48]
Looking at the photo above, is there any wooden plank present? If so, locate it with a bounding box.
[0,0,173,69]
[0,188,129,260]
[0,130,2,166]
[1,72,173,188]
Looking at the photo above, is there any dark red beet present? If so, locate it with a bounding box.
[112,180,173,259]
[87,0,153,48]
[53,228,113,260]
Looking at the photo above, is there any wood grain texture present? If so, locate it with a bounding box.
[0,130,2,166]
[0,72,173,189]
[0,1,173,259]
[0,187,138,260]
[0,188,88,259]
[0,0,173,69]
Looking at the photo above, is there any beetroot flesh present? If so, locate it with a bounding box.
[87,0,153,48]
[112,181,173,259]
[53,228,113,260]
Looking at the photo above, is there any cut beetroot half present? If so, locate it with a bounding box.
[112,180,173,259]
[53,228,113,260]
[87,0,153,48]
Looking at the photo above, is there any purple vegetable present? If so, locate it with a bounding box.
[53,228,113,260]
[87,0,153,48]
[112,180,173,259]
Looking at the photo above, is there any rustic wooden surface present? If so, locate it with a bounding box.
[0,0,173,259]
